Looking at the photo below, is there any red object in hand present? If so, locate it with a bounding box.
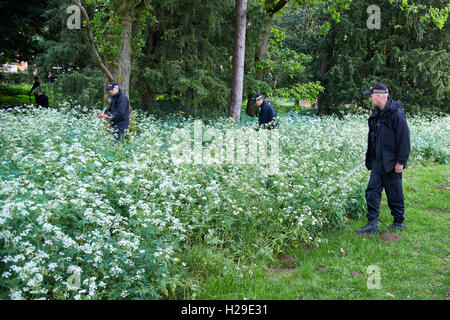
[97,114,108,119]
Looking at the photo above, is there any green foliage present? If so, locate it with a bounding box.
[1,106,448,299]
[0,82,30,96]
[247,25,324,104]
[44,69,105,108]
[311,0,449,114]
[133,0,238,117]
[194,164,450,300]
[0,0,49,63]
[0,83,31,107]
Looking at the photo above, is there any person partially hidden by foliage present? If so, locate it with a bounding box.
[28,76,41,105]
[48,72,55,84]
[34,88,49,108]
[97,82,130,141]
[357,83,410,235]
[252,93,278,130]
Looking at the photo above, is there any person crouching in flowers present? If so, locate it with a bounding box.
[251,93,278,130]
[98,82,130,141]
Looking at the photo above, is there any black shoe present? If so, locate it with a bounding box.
[388,222,404,231]
[357,220,379,234]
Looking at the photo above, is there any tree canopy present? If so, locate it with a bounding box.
[1,0,448,116]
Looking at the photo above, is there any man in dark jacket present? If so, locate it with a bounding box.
[252,93,278,130]
[28,76,41,105]
[98,82,130,141]
[34,89,49,108]
[29,76,40,95]
[358,83,410,234]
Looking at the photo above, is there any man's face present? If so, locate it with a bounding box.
[368,93,381,107]
[254,99,263,107]
[108,87,119,95]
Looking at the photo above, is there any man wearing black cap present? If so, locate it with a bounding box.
[98,82,130,141]
[357,83,410,234]
[252,93,278,130]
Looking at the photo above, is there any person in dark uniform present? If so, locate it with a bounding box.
[251,93,278,130]
[358,83,410,234]
[34,89,49,108]
[29,76,40,95]
[48,72,56,83]
[28,76,41,105]
[97,82,130,141]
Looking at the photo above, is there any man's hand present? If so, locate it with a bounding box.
[97,114,108,119]
[395,162,404,173]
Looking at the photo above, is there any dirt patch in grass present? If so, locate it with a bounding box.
[435,182,450,191]
[315,264,327,271]
[409,200,421,205]
[380,233,404,242]
[359,233,374,238]
[428,209,447,214]
[270,267,297,278]
[270,253,298,277]
[350,271,362,278]
[277,253,297,268]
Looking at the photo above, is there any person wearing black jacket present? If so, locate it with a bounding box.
[358,83,410,234]
[98,82,130,141]
[29,76,40,95]
[34,90,49,108]
[251,93,278,130]
[28,76,41,105]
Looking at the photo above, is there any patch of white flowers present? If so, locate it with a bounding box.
[0,106,448,299]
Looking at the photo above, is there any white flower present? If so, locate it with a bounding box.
[10,290,24,300]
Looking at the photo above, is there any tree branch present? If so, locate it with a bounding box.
[267,0,289,16]
[73,0,115,82]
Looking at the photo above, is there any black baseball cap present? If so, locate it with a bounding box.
[363,83,389,96]
[107,82,118,91]
[251,93,263,103]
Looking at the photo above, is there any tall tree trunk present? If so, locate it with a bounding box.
[117,12,133,97]
[245,1,288,116]
[255,19,272,82]
[317,40,333,115]
[229,0,247,123]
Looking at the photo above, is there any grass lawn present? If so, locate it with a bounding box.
[189,164,449,300]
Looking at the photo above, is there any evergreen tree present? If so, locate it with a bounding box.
[314,0,449,114]
[133,0,239,117]
[0,0,49,64]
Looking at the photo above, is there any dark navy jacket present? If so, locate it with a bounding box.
[108,89,130,130]
[365,99,410,173]
[258,100,277,129]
